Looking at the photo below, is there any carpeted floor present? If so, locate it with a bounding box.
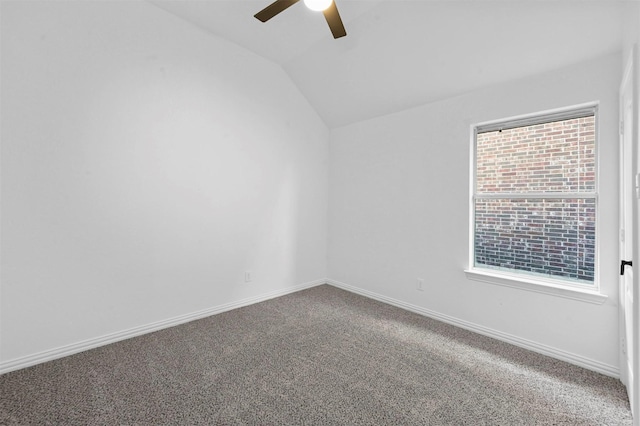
[0,284,632,425]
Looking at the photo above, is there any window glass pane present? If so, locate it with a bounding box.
[474,198,595,283]
[476,116,595,194]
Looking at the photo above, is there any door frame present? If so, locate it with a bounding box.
[620,44,640,424]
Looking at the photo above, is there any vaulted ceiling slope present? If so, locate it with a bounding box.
[149,0,624,128]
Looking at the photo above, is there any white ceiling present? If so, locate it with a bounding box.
[149,0,625,128]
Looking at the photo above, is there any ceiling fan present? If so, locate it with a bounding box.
[254,0,347,39]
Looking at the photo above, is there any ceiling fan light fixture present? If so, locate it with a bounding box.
[303,0,333,12]
[254,0,346,39]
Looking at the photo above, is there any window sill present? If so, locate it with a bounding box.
[464,268,608,305]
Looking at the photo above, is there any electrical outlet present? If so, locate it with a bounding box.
[416,278,424,291]
[245,271,252,283]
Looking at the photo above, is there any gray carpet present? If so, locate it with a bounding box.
[0,284,632,425]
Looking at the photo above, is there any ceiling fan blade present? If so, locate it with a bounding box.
[254,0,300,22]
[323,1,346,39]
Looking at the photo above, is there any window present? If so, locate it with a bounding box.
[469,105,598,292]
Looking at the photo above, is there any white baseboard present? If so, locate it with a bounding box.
[326,279,620,378]
[0,279,326,375]
[2,278,619,379]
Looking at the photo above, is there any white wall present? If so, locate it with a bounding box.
[0,1,328,364]
[328,52,622,373]
[622,0,640,70]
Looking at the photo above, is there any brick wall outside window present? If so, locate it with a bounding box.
[474,116,596,283]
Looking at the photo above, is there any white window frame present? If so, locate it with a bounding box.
[464,103,607,305]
